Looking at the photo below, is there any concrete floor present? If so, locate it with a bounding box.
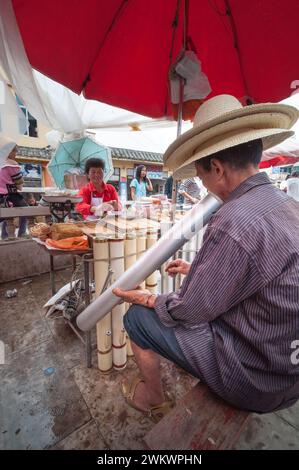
[0,269,299,450]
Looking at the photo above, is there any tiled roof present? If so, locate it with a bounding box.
[111,147,163,163]
[16,145,164,164]
[17,145,53,160]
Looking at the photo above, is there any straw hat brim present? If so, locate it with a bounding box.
[164,103,298,172]
[173,128,294,179]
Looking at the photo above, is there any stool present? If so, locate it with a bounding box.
[144,382,251,450]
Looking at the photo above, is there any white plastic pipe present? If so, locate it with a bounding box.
[77,193,222,331]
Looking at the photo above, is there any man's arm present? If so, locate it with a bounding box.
[179,190,199,204]
[155,228,268,328]
[178,180,199,204]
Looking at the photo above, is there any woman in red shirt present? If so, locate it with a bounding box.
[76,158,121,219]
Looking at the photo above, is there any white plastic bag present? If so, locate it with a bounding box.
[170,51,211,104]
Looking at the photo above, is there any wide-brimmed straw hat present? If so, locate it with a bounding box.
[164,94,298,179]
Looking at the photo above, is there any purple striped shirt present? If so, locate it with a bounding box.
[155,172,299,412]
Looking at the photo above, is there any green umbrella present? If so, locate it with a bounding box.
[48,137,113,188]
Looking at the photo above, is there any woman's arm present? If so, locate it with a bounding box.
[130,179,137,200]
[130,186,136,200]
[146,177,153,192]
[109,186,122,210]
[76,185,92,218]
[10,167,24,189]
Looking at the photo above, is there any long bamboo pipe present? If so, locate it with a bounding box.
[77,193,222,331]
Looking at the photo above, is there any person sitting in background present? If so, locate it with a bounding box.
[286,171,299,201]
[178,176,204,206]
[0,136,27,238]
[26,193,38,206]
[130,165,153,200]
[76,158,120,219]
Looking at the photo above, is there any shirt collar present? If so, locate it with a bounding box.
[89,181,107,192]
[226,172,272,203]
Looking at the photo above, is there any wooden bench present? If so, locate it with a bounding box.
[0,206,50,218]
[0,206,51,238]
[144,383,251,450]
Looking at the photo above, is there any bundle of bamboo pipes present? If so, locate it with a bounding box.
[93,229,159,373]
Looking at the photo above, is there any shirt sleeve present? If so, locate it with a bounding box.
[130,179,137,189]
[110,185,122,210]
[178,180,187,194]
[9,166,24,186]
[76,185,92,218]
[155,228,268,328]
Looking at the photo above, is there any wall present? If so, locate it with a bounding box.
[0,239,73,283]
[17,121,50,148]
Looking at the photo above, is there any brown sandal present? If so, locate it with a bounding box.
[121,377,175,423]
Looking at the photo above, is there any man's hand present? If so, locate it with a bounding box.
[165,259,191,277]
[113,287,157,308]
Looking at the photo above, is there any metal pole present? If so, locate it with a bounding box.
[84,254,92,368]
[50,254,56,295]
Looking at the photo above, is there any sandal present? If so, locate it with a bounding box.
[148,398,175,423]
[121,376,175,423]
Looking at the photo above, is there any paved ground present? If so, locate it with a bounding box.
[0,269,299,450]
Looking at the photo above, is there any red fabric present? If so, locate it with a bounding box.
[259,156,299,169]
[46,236,90,251]
[76,181,120,219]
[12,0,299,118]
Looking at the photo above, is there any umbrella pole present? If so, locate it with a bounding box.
[176,76,184,138]
[171,75,184,215]
[170,76,184,288]
[169,0,187,287]
[171,74,184,206]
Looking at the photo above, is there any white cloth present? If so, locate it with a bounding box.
[280,179,288,191]
[91,197,103,207]
[286,177,299,201]
[0,135,16,167]
[262,93,299,162]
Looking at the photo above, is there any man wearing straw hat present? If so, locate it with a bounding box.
[114,94,299,421]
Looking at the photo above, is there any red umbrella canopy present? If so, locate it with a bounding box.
[12,0,299,118]
[259,156,299,169]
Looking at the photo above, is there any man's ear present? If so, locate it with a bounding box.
[210,158,225,179]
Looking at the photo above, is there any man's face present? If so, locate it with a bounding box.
[195,161,217,194]
[195,159,228,199]
[88,167,103,185]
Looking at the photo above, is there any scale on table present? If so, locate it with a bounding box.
[42,195,83,222]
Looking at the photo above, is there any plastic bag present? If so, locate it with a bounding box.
[170,51,211,121]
